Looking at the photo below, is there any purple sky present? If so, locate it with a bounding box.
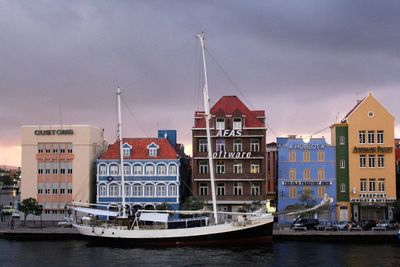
[1,0,400,167]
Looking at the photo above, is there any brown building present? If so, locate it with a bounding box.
[192,96,267,212]
[266,142,278,206]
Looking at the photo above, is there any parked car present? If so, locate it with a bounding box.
[334,221,350,231]
[11,211,21,218]
[376,220,397,230]
[1,206,15,216]
[358,220,377,230]
[291,218,320,230]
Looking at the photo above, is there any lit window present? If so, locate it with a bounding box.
[317,151,325,161]
[250,161,260,173]
[303,169,311,180]
[289,151,296,162]
[317,169,325,180]
[289,169,296,180]
[303,151,310,162]
[289,187,297,198]
[318,187,325,198]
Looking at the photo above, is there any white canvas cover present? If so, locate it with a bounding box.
[74,207,119,217]
[139,212,169,223]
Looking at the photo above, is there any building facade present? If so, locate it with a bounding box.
[277,136,336,224]
[96,132,182,212]
[266,142,278,207]
[21,125,107,220]
[192,96,267,213]
[331,93,396,222]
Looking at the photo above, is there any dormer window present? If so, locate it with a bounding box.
[233,117,242,130]
[216,117,225,130]
[122,143,132,158]
[147,142,159,157]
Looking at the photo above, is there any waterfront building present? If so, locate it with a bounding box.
[277,136,336,224]
[331,93,396,222]
[192,95,268,213]
[266,142,278,207]
[396,139,400,199]
[21,125,107,220]
[96,130,186,213]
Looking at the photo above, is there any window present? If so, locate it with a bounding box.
[145,165,154,175]
[199,161,208,174]
[377,131,384,144]
[38,162,44,174]
[233,117,242,129]
[317,169,325,180]
[199,182,208,195]
[99,165,107,175]
[289,187,297,198]
[303,151,310,162]
[216,117,225,130]
[133,165,142,175]
[67,143,73,153]
[233,182,243,195]
[110,165,119,175]
[303,169,311,180]
[340,183,346,193]
[109,184,119,196]
[217,183,225,196]
[216,160,225,174]
[67,162,72,174]
[250,139,260,152]
[123,148,131,157]
[368,155,375,168]
[157,165,166,175]
[359,155,366,168]
[317,151,325,161]
[199,139,208,153]
[359,131,366,144]
[378,155,384,168]
[99,185,107,196]
[124,184,131,196]
[168,184,177,196]
[233,160,243,174]
[60,144,66,154]
[378,179,385,192]
[52,143,59,154]
[169,165,177,175]
[368,131,375,144]
[339,136,345,145]
[145,184,154,196]
[289,150,296,162]
[133,184,142,196]
[233,139,242,152]
[45,162,51,174]
[289,169,296,180]
[360,179,367,192]
[340,159,346,169]
[157,184,167,196]
[250,161,260,173]
[369,179,376,192]
[251,183,260,196]
[147,143,159,157]
[45,144,51,153]
[216,139,225,152]
[318,187,325,198]
[38,144,44,153]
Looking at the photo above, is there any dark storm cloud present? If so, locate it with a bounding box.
[1,0,400,163]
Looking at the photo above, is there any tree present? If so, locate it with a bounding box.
[298,188,317,208]
[19,198,41,226]
[156,202,172,210]
[180,196,204,211]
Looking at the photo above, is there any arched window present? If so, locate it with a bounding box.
[124,184,132,196]
[99,184,107,196]
[145,165,155,175]
[168,165,177,175]
[133,164,142,175]
[109,165,119,175]
[99,165,107,175]
[157,164,167,175]
[133,184,142,196]
[168,184,177,196]
[123,164,131,175]
[109,184,119,196]
[157,184,167,196]
[144,184,154,196]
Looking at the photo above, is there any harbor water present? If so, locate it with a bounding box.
[1,239,400,267]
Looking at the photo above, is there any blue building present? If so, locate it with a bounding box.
[96,130,186,215]
[277,136,336,224]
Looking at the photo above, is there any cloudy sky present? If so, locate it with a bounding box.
[1,0,400,167]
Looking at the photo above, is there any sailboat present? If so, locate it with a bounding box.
[66,33,274,246]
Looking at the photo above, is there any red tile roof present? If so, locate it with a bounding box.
[194,96,265,128]
[100,138,179,160]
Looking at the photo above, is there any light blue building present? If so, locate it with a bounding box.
[277,136,336,224]
[96,131,185,215]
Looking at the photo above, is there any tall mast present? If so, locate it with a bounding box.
[117,87,127,218]
[197,32,218,224]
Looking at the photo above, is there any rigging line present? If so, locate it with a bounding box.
[205,49,255,110]
[121,96,150,138]
[303,126,331,139]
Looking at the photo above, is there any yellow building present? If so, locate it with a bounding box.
[21,125,107,221]
[333,93,396,222]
